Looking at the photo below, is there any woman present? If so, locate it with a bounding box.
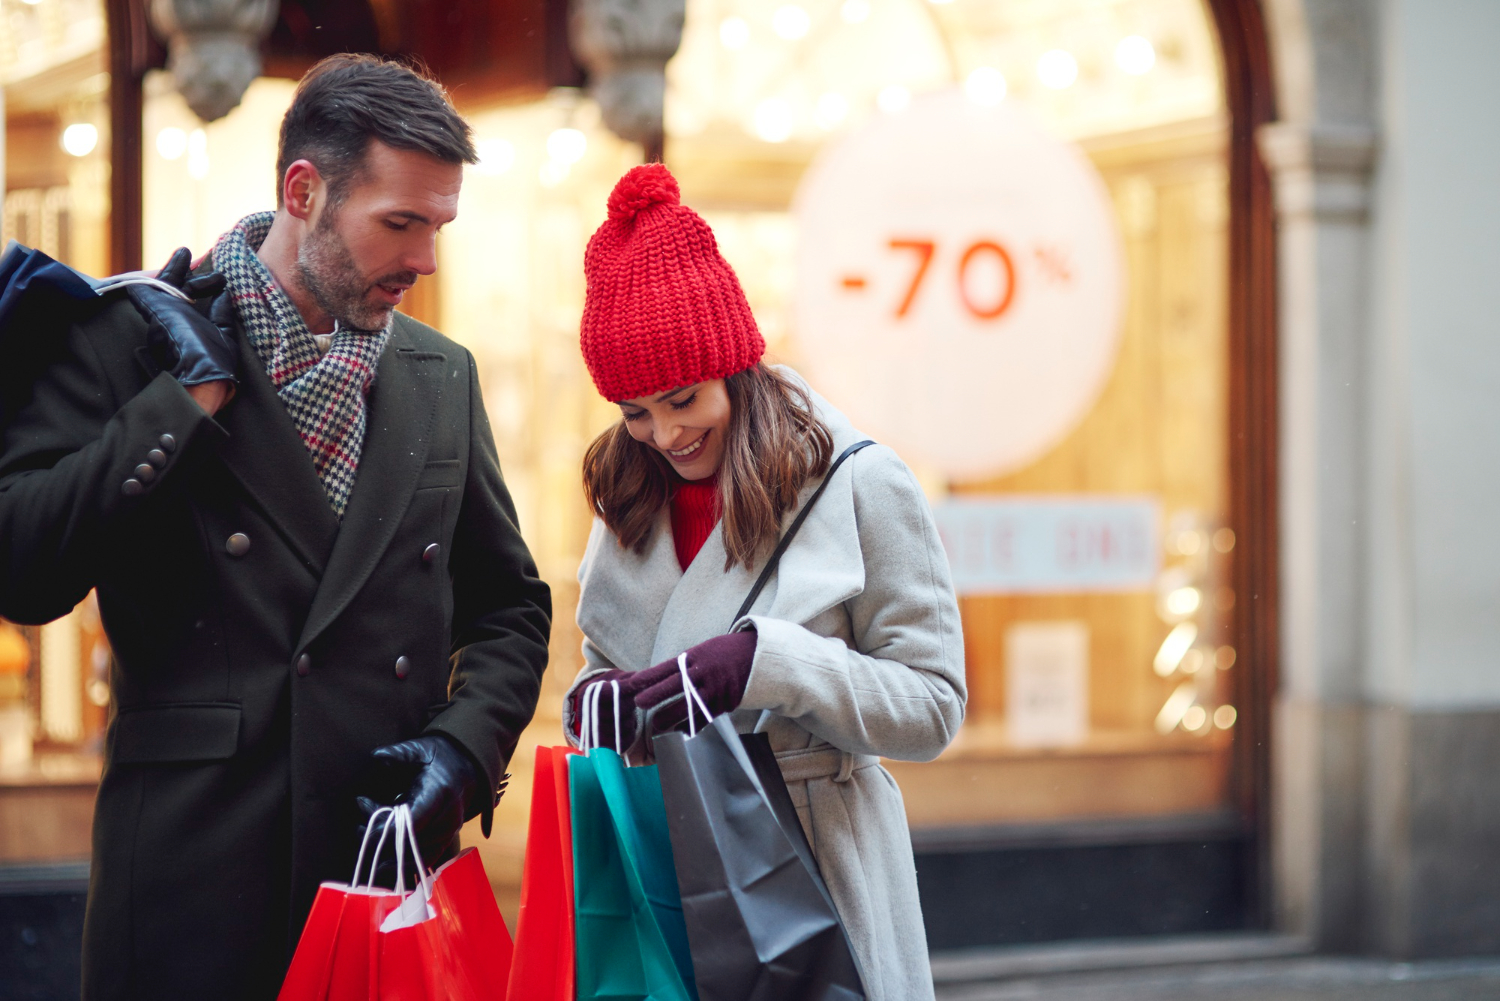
[564,163,966,1001]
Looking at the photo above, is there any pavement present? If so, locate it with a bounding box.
[935,955,1500,1000]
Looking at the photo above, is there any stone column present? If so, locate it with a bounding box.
[1258,0,1380,953]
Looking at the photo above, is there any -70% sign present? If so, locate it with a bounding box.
[793,90,1124,480]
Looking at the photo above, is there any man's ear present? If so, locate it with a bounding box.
[282,160,324,223]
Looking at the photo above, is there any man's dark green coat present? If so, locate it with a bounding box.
[0,292,552,998]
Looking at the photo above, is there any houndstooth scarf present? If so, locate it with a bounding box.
[212,212,390,519]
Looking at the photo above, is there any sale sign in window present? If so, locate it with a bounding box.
[934,495,1160,595]
[793,88,1125,482]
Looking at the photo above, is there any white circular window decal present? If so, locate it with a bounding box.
[792,89,1125,481]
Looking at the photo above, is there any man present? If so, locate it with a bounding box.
[0,55,551,997]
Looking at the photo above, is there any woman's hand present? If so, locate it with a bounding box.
[638,630,758,735]
[570,668,653,750]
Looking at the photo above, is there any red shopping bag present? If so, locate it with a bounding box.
[504,746,579,1001]
[279,808,409,1001]
[375,811,514,1001]
[283,805,514,1001]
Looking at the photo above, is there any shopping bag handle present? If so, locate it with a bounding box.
[579,679,623,754]
[677,653,714,737]
[352,806,397,888]
[391,803,433,903]
[349,803,432,900]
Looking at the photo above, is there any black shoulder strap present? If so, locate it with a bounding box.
[733,439,876,624]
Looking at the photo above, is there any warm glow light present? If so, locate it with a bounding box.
[772,4,810,40]
[1153,622,1198,677]
[546,128,587,165]
[752,98,794,143]
[475,138,515,176]
[840,0,870,23]
[1215,645,1237,670]
[539,160,569,188]
[1037,49,1079,89]
[719,16,750,50]
[1154,681,1197,735]
[20,0,44,6]
[187,128,209,180]
[61,123,98,157]
[1214,705,1238,729]
[1165,586,1202,617]
[876,85,911,114]
[1116,35,1157,75]
[156,127,187,160]
[815,92,849,129]
[965,67,1007,106]
[1213,527,1236,552]
[1182,705,1209,731]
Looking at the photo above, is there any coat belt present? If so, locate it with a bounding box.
[774,745,880,784]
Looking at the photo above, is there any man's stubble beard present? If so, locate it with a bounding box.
[295,207,411,332]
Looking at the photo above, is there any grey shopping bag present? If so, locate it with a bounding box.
[654,709,865,1001]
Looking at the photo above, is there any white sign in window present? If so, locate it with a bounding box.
[934,495,1159,595]
[1006,621,1091,748]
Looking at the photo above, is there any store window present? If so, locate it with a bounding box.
[418,0,1240,926]
[654,0,1234,832]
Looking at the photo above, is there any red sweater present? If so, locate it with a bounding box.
[671,477,720,571]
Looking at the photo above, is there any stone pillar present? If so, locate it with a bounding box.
[1257,0,1380,953]
[1259,117,1378,954]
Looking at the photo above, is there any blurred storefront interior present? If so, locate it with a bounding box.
[5,0,1500,984]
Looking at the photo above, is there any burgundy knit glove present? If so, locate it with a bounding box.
[637,631,758,737]
[570,668,656,751]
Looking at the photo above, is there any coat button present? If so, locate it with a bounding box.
[159,433,177,453]
[225,533,251,557]
[422,543,440,563]
[121,479,143,497]
[296,654,311,677]
[134,463,157,483]
[394,656,411,680]
[147,449,168,468]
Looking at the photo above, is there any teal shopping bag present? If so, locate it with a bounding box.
[571,746,699,1001]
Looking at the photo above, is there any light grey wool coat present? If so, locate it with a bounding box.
[563,374,967,1001]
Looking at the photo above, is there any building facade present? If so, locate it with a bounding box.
[2,0,1498,980]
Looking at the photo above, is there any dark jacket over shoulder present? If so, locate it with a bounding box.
[0,294,552,999]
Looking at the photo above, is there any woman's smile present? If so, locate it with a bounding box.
[665,431,708,462]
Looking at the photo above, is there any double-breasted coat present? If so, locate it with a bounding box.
[563,372,966,1001]
[0,292,551,999]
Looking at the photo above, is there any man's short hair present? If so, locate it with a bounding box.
[276,54,477,206]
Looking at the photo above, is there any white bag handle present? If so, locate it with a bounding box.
[392,803,432,901]
[676,652,714,737]
[579,679,624,754]
[349,803,433,902]
[578,682,595,750]
[352,806,397,887]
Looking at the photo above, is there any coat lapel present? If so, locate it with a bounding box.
[576,510,683,671]
[295,318,446,653]
[216,326,340,574]
[652,520,758,662]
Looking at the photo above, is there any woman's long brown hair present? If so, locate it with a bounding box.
[582,363,835,570]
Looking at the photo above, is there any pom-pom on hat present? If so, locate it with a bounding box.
[580,164,765,402]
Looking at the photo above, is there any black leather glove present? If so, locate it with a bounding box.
[120,247,235,388]
[355,734,487,865]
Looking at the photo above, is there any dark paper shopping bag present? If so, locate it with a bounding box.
[506,746,579,1001]
[571,745,699,1001]
[655,714,865,1001]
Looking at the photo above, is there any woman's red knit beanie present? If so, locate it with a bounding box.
[580,164,765,402]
